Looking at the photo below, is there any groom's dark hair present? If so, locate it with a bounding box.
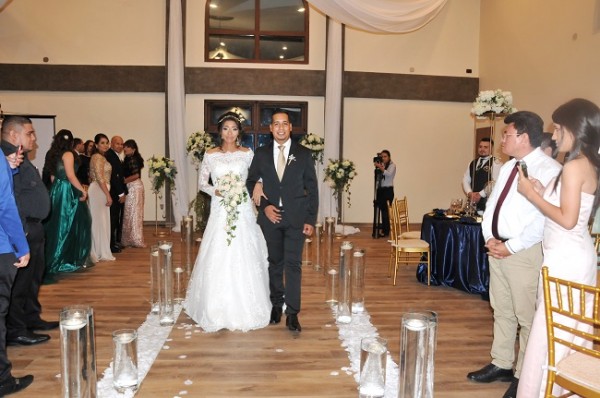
[271,108,291,121]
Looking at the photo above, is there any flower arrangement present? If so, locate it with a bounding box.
[324,158,357,207]
[147,155,177,194]
[471,89,517,116]
[186,131,215,166]
[216,171,248,245]
[300,133,325,164]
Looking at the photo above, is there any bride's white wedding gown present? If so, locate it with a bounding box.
[183,150,271,332]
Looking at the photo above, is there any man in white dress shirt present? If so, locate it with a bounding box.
[466,111,561,398]
[462,137,503,212]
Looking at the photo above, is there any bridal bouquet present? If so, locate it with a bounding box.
[471,89,517,116]
[216,171,248,245]
[324,158,357,207]
[300,133,325,164]
[186,131,215,166]
[147,155,177,194]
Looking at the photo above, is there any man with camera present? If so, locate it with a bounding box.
[373,150,396,237]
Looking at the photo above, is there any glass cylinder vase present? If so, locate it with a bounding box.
[60,306,96,398]
[313,222,322,271]
[180,215,194,271]
[302,237,312,267]
[420,311,438,398]
[112,329,138,393]
[352,248,366,314]
[149,245,160,314]
[336,241,353,324]
[158,241,175,326]
[324,217,335,269]
[359,336,388,398]
[399,313,429,398]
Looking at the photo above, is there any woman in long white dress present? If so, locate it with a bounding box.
[516,98,600,398]
[183,112,271,332]
[88,133,116,262]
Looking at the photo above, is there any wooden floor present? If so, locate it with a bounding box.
[10,225,515,397]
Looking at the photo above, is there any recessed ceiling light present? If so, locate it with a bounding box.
[298,7,305,12]
[279,55,284,59]
[220,42,226,47]
[282,46,288,51]
[210,3,218,9]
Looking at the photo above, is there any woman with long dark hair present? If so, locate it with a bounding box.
[43,129,92,274]
[517,98,600,397]
[121,139,145,247]
[88,133,115,262]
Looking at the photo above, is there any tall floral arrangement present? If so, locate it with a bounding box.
[299,133,325,164]
[216,171,248,245]
[147,155,177,194]
[471,89,517,116]
[324,158,357,207]
[186,131,215,167]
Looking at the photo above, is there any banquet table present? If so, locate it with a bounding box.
[416,213,489,295]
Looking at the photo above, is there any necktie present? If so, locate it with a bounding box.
[491,163,519,240]
[277,145,286,181]
[476,158,483,170]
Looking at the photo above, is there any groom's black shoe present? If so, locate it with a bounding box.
[270,306,283,324]
[286,314,301,332]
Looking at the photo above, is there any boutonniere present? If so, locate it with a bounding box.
[287,154,296,166]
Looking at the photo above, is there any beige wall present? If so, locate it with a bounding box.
[1,0,482,223]
[480,0,600,129]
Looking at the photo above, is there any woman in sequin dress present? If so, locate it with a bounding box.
[88,133,115,262]
[121,139,145,248]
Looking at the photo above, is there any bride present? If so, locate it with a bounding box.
[183,112,271,332]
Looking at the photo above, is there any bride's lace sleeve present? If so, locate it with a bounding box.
[199,156,216,197]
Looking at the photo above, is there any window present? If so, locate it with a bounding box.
[206,0,308,63]
[205,100,308,149]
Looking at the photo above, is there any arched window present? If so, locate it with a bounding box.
[206,0,308,63]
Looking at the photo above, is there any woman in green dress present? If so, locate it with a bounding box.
[44,129,92,274]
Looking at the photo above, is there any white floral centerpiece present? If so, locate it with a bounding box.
[324,158,357,207]
[216,171,248,245]
[471,89,517,117]
[147,155,177,194]
[299,133,325,164]
[186,131,215,167]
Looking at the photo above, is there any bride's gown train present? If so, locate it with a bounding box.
[517,179,597,398]
[183,150,271,332]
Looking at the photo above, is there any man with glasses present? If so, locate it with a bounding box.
[466,111,561,398]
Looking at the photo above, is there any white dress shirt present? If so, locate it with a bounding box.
[482,148,562,254]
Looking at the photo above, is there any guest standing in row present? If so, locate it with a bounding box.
[468,111,562,398]
[106,136,127,253]
[74,137,91,186]
[516,98,600,398]
[121,139,145,248]
[88,133,115,262]
[462,137,503,212]
[0,145,34,396]
[43,130,92,275]
[1,116,57,348]
[374,149,396,237]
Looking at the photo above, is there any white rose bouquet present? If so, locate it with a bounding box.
[147,155,177,194]
[216,171,249,245]
[299,133,325,164]
[186,131,215,166]
[471,89,517,116]
[323,158,357,207]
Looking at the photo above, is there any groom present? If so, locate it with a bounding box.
[247,109,318,333]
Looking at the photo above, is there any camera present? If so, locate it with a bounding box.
[373,153,383,164]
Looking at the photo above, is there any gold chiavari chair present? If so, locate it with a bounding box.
[542,266,600,397]
[394,196,421,239]
[387,200,430,286]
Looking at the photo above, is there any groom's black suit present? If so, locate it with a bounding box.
[247,141,318,316]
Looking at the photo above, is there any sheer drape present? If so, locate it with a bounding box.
[306,0,447,33]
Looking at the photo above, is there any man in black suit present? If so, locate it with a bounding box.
[105,135,127,253]
[247,109,318,333]
[73,137,90,186]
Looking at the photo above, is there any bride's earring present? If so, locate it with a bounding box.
[236,137,241,147]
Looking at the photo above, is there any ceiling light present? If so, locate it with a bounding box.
[209,3,218,9]
[298,7,305,12]
[282,46,288,51]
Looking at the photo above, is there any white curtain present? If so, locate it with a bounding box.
[167,0,189,230]
[306,0,447,33]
